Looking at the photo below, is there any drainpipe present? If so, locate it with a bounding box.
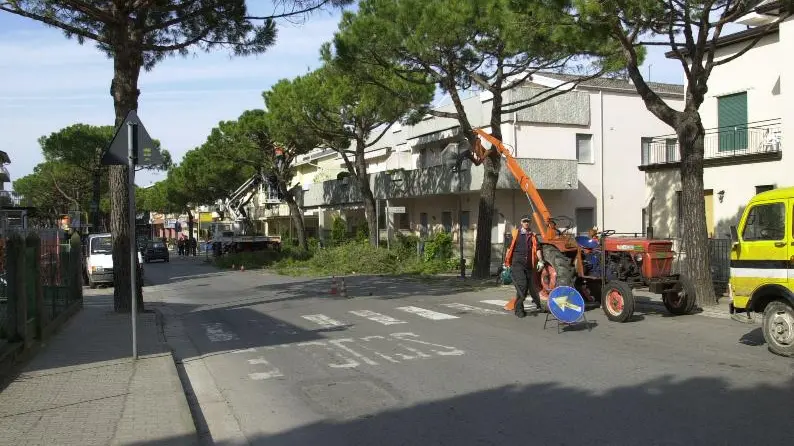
[513,112,518,156]
[599,90,605,231]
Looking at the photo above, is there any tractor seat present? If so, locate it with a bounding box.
[575,235,599,249]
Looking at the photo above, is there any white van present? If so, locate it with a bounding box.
[85,233,143,289]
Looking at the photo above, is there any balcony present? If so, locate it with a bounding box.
[0,191,30,208]
[300,158,577,208]
[639,119,782,170]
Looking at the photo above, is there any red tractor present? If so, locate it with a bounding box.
[467,129,696,322]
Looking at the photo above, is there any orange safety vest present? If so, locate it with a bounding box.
[504,228,538,266]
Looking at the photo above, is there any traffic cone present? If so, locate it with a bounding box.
[340,277,348,298]
[330,276,338,295]
[504,296,517,311]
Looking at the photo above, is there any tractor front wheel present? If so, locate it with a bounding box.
[602,280,635,322]
[536,244,577,311]
[663,274,697,315]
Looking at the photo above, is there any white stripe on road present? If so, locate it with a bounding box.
[202,323,239,342]
[349,310,407,325]
[441,303,506,315]
[249,371,284,380]
[247,357,284,380]
[480,299,510,307]
[301,314,345,328]
[395,306,459,320]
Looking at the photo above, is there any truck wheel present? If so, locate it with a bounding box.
[536,244,577,311]
[602,280,635,322]
[762,300,794,357]
[663,274,697,315]
[89,278,97,289]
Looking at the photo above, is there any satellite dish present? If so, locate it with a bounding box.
[547,286,586,324]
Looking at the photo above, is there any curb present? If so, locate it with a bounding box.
[152,306,203,444]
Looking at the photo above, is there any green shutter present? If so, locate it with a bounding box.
[718,92,748,151]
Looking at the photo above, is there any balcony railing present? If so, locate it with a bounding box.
[0,191,30,208]
[640,119,782,169]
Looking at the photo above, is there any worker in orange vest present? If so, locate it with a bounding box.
[504,215,545,318]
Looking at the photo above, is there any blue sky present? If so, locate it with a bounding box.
[0,3,685,188]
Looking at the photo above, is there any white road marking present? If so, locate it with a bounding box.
[392,332,465,356]
[202,322,239,342]
[481,299,510,307]
[349,310,407,325]
[247,357,284,380]
[329,338,378,365]
[301,314,346,328]
[395,306,459,320]
[441,303,506,315]
[230,347,256,354]
[249,371,283,380]
[297,341,359,369]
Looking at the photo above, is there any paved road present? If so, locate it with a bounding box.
[143,257,794,446]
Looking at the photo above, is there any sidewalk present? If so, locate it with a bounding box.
[0,292,197,446]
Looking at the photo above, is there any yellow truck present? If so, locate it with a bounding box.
[729,187,794,357]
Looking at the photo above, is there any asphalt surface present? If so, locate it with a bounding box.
[143,256,794,446]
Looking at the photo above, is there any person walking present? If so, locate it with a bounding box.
[503,215,545,318]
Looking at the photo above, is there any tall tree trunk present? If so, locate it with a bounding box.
[284,192,307,250]
[472,87,504,279]
[354,144,378,247]
[110,48,144,313]
[92,169,101,233]
[677,111,716,306]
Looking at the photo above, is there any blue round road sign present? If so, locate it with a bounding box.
[548,286,586,324]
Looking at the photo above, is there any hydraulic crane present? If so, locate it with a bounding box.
[460,128,696,323]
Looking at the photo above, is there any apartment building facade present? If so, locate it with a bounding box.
[251,74,684,271]
[641,1,790,241]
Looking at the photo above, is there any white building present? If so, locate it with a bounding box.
[252,74,685,271]
[642,0,790,240]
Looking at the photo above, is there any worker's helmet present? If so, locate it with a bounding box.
[520,215,531,223]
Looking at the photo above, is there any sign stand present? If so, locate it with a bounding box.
[102,110,163,360]
[543,286,592,333]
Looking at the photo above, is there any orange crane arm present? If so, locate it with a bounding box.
[468,128,557,241]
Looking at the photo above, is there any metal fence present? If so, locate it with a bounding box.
[1,230,82,341]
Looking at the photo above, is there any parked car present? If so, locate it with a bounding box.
[143,240,170,263]
[84,233,144,288]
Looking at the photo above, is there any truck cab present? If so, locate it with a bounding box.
[729,186,794,357]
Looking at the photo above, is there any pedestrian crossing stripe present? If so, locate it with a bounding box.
[395,306,459,320]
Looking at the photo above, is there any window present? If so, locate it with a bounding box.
[641,137,652,165]
[397,212,410,230]
[576,134,593,164]
[718,92,748,151]
[90,236,112,254]
[575,207,595,235]
[665,138,677,163]
[756,185,775,194]
[441,211,452,233]
[420,212,428,236]
[742,202,785,241]
[460,211,471,230]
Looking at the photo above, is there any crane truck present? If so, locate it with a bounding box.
[465,129,697,323]
[210,172,281,257]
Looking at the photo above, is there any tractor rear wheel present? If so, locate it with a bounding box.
[663,274,697,315]
[602,280,635,322]
[536,244,577,312]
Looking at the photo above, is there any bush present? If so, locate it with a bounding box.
[330,217,347,246]
[424,231,453,262]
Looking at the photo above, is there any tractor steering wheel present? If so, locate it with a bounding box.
[550,216,575,236]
